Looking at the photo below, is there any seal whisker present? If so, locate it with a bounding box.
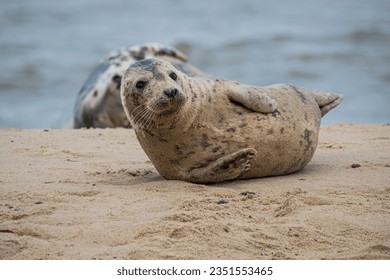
[143,106,157,131]
[131,104,147,116]
[132,106,149,125]
[133,107,148,123]
[136,111,151,129]
[131,104,149,120]
[134,105,153,130]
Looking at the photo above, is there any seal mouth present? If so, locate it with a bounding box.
[130,97,185,130]
[149,92,186,114]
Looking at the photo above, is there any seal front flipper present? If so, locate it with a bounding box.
[185,148,257,184]
[225,84,277,113]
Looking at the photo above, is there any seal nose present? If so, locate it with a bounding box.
[164,88,178,99]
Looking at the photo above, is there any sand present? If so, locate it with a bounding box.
[0,124,389,260]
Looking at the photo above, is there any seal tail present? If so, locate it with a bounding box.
[312,90,344,117]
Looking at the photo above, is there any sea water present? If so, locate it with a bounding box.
[0,0,389,128]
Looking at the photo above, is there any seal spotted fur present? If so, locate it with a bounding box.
[73,43,202,128]
[121,58,343,183]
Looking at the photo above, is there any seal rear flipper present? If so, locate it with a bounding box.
[225,84,277,113]
[312,91,344,117]
[185,148,257,184]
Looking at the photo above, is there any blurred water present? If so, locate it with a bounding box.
[0,0,389,128]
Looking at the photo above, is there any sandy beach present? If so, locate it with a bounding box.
[0,124,389,260]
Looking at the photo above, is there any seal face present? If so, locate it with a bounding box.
[121,58,343,184]
[73,43,202,128]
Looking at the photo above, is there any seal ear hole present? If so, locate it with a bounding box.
[136,80,148,89]
[169,72,177,81]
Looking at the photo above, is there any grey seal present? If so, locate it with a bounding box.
[73,43,202,128]
[121,58,343,183]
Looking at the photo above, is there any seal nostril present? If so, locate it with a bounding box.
[164,88,178,98]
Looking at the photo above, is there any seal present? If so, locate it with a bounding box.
[73,43,202,128]
[121,58,343,183]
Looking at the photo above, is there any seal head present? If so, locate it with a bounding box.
[122,59,189,130]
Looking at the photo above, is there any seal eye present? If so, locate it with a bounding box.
[136,80,147,89]
[169,72,177,81]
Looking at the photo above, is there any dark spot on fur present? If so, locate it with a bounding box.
[130,59,157,72]
[226,127,236,133]
[189,83,195,95]
[169,159,180,165]
[155,48,183,60]
[217,112,225,123]
[208,96,212,102]
[280,127,285,134]
[298,92,307,104]
[191,93,198,102]
[112,75,122,90]
[304,112,308,121]
[154,72,164,80]
[220,161,231,170]
[201,133,212,148]
[157,137,168,143]
[267,128,274,135]
[130,50,145,60]
[174,145,183,155]
[303,129,313,150]
[290,85,307,104]
[93,90,98,97]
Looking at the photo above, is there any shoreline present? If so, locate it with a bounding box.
[1,123,389,259]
